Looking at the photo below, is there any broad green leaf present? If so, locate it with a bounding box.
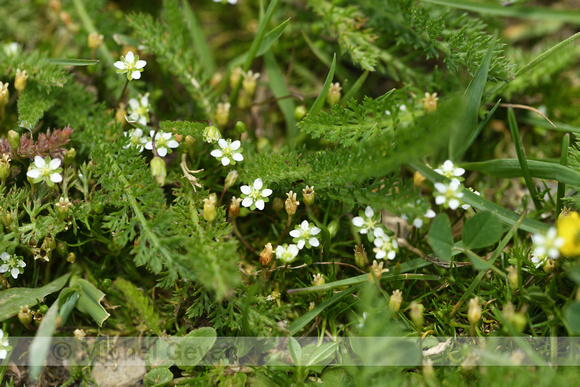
[48,58,99,66]
[428,214,453,261]
[71,278,110,327]
[146,338,177,368]
[462,159,580,185]
[144,367,174,387]
[308,53,336,116]
[0,273,70,321]
[30,301,60,378]
[306,341,338,366]
[176,327,217,369]
[287,337,302,366]
[462,211,502,249]
[449,40,495,160]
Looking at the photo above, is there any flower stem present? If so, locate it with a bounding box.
[116,79,129,110]
[232,218,257,254]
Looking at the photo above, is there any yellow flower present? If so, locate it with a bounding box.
[557,211,580,257]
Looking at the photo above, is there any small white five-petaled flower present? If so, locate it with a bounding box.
[275,244,299,263]
[210,139,243,166]
[402,208,436,229]
[433,179,464,210]
[0,252,26,279]
[213,0,237,4]
[434,160,465,179]
[123,128,147,152]
[373,228,398,260]
[145,130,179,157]
[532,227,563,260]
[0,329,9,360]
[27,156,63,187]
[127,94,150,125]
[530,250,548,268]
[289,220,321,249]
[114,51,146,81]
[352,206,381,241]
[240,178,272,211]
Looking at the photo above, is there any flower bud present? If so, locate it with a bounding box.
[234,121,246,134]
[260,242,273,266]
[150,156,166,186]
[0,82,9,106]
[543,258,556,274]
[225,170,239,190]
[203,193,217,222]
[1,207,12,228]
[8,130,20,150]
[34,310,44,326]
[115,103,127,125]
[389,289,403,313]
[242,70,260,97]
[229,197,242,218]
[215,102,231,127]
[18,305,33,326]
[74,328,86,341]
[302,186,315,207]
[285,191,299,216]
[55,197,73,221]
[272,197,284,213]
[294,105,307,121]
[14,69,28,93]
[203,125,221,143]
[312,273,325,287]
[422,92,438,113]
[64,147,76,167]
[327,220,339,238]
[468,297,481,325]
[39,304,49,314]
[507,266,519,289]
[410,301,424,330]
[40,235,56,261]
[184,135,196,153]
[326,82,342,105]
[368,260,384,283]
[67,252,76,263]
[353,244,368,268]
[422,359,435,380]
[237,90,252,110]
[87,32,104,50]
[413,171,426,187]
[209,72,223,89]
[0,154,11,180]
[229,67,243,89]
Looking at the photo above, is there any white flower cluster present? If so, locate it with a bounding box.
[352,206,398,261]
[531,227,563,268]
[432,160,469,210]
[124,129,179,157]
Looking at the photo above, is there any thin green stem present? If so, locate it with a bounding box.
[557,133,570,215]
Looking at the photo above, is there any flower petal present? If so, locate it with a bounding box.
[240,185,251,195]
[448,199,459,210]
[157,147,168,157]
[210,150,223,158]
[218,139,228,149]
[233,153,243,162]
[125,51,135,62]
[297,240,305,249]
[114,61,125,69]
[135,60,147,69]
[261,188,272,197]
[241,197,253,208]
[230,140,241,150]
[27,169,40,179]
[50,173,62,183]
[49,158,61,169]
[221,157,231,166]
[34,156,45,168]
[435,196,445,205]
[131,71,141,79]
[309,238,319,247]
[364,206,374,218]
[311,227,321,235]
[289,230,300,238]
[255,200,265,211]
[352,217,364,227]
[253,178,263,190]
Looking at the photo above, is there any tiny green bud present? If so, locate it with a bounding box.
[55,197,72,221]
[8,130,20,150]
[18,305,33,326]
[39,304,49,314]
[150,156,167,186]
[294,105,307,121]
[0,154,11,180]
[327,220,339,238]
[303,186,315,207]
[203,193,217,222]
[326,82,341,105]
[203,125,221,143]
[93,202,105,214]
[224,170,239,190]
[56,242,69,257]
[353,244,368,268]
[67,252,76,263]
[409,301,424,330]
[242,70,260,97]
[507,266,519,289]
[64,148,76,167]
[102,278,112,289]
[272,197,284,213]
[234,120,246,134]
[184,135,196,151]
[543,258,556,274]
[468,297,481,325]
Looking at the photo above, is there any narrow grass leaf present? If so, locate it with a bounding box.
[182,0,216,76]
[341,70,369,103]
[454,99,501,160]
[557,134,570,214]
[29,301,60,379]
[265,51,296,140]
[308,53,336,116]
[48,58,99,66]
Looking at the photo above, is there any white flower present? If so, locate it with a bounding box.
[213,0,237,4]
[434,179,464,210]
[461,188,480,210]
[275,244,299,263]
[123,128,147,152]
[373,228,398,260]
[210,139,243,166]
[26,156,63,187]
[3,42,20,56]
[0,329,9,360]
[530,250,548,268]
[434,160,465,179]
[114,51,146,81]
[289,220,321,249]
[127,94,150,125]
[532,227,563,260]
[240,178,272,211]
[352,206,381,239]
[0,252,26,279]
[266,291,281,302]
[407,208,436,229]
[144,130,179,157]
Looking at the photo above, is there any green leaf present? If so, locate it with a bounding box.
[449,39,495,160]
[0,273,70,321]
[114,278,162,335]
[230,18,291,68]
[146,338,177,368]
[428,214,453,261]
[176,327,217,369]
[30,301,60,379]
[71,278,110,327]
[564,302,580,334]
[144,367,173,387]
[462,211,502,249]
[341,70,369,103]
[182,0,216,76]
[306,341,338,366]
[287,337,302,366]
[47,58,99,66]
[308,53,336,116]
[264,51,296,140]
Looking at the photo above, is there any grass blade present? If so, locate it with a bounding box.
[557,133,570,215]
[507,108,541,210]
[182,0,216,77]
[264,51,297,141]
[308,53,336,116]
[341,70,369,103]
[48,58,99,66]
[454,99,501,160]
[410,162,549,234]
